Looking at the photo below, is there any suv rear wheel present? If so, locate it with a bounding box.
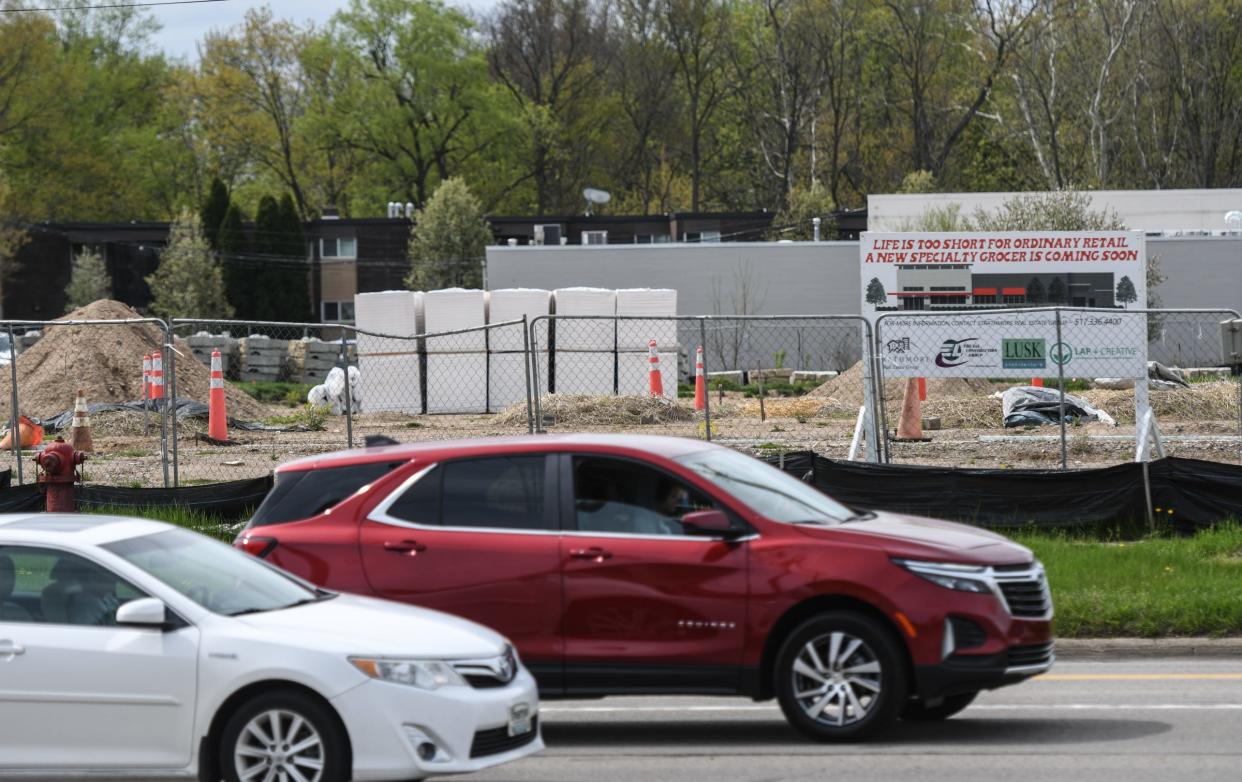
[774,611,907,741]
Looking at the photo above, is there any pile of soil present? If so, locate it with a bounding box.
[0,300,266,420]
[498,394,695,427]
[806,361,993,406]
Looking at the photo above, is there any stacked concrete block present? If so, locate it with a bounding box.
[239,335,289,383]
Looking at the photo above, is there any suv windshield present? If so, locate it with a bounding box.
[104,528,328,616]
[675,448,852,525]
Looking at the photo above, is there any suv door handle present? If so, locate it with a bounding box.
[0,641,25,660]
[569,547,612,561]
[383,539,427,554]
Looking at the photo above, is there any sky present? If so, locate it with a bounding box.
[147,0,498,60]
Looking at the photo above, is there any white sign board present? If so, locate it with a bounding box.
[861,231,1147,378]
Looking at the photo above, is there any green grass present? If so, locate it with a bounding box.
[86,504,242,542]
[232,381,315,407]
[1017,525,1242,637]
[262,404,329,431]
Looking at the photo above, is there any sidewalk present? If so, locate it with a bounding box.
[1057,638,1242,660]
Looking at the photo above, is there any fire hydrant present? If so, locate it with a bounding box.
[35,437,86,512]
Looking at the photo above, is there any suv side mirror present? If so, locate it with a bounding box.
[681,510,740,538]
[115,597,168,629]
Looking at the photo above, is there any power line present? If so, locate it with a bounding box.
[1,0,227,12]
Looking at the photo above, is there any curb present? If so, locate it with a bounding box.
[1056,638,1242,660]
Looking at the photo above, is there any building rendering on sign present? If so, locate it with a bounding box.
[884,264,1119,310]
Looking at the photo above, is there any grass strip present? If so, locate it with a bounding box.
[1017,525,1242,638]
[87,504,239,542]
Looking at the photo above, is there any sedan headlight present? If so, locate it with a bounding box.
[893,559,993,595]
[349,657,465,690]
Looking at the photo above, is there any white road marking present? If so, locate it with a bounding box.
[541,703,1242,714]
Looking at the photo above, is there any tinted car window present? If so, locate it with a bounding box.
[248,461,404,527]
[384,456,549,530]
[573,456,714,536]
[0,546,145,626]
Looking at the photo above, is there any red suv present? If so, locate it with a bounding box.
[237,434,1053,740]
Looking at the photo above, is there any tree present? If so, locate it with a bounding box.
[487,0,610,213]
[971,190,1125,231]
[217,202,255,318]
[406,178,490,289]
[897,170,936,194]
[246,194,312,321]
[1047,276,1067,304]
[64,247,111,311]
[769,181,835,240]
[865,277,887,306]
[146,210,233,319]
[1026,277,1045,304]
[1115,275,1137,307]
[200,178,230,249]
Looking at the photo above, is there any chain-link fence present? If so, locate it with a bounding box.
[874,307,1242,470]
[168,318,536,484]
[528,315,879,459]
[2,307,1238,489]
[1,316,174,489]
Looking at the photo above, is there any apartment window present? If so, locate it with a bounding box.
[582,230,608,245]
[321,237,357,259]
[322,301,356,322]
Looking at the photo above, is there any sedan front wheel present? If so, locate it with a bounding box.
[220,690,350,782]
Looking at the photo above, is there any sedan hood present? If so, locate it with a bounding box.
[804,511,1033,565]
[234,593,508,658]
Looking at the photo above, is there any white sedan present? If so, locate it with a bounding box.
[0,514,543,781]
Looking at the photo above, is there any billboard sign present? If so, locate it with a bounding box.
[862,231,1147,378]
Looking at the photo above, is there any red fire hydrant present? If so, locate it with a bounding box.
[36,437,86,512]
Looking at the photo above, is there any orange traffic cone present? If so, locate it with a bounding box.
[70,389,93,453]
[0,415,43,450]
[647,339,664,398]
[917,376,927,401]
[694,345,706,411]
[150,351,164,400]
[208,349,228,441]
[895,377,924,440]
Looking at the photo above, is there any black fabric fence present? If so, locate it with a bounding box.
[0,476,273,519]
[765,453,1242,533]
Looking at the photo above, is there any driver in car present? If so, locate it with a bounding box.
[68,567,121,627]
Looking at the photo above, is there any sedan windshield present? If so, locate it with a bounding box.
[675,448,852,525]
[104,528,327,616]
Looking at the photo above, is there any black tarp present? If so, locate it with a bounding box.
[0,475,273,519]
[764,453,1241,533]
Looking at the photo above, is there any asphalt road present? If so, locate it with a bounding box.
[458,659,1242,782]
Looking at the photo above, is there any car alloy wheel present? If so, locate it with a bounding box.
[233,708,325,782]
[790,631,882,727]
[774,611,906,741]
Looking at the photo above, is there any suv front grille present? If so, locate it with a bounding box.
[948,616,987,649]
[1007,641,1055,669]
[996,571,1052,618]
[470,717,539,758]
[463,674,509,689]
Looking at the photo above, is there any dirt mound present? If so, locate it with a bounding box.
[0,300,265,420]
[498,394,695,427]
[806,360,993,406]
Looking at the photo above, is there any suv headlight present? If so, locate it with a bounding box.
[349,657,465,690]
[893,559,993,594]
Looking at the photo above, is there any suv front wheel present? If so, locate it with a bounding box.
[774,611,907,741]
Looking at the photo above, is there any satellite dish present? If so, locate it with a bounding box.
[583,187,611,216]
[584,188,611,205]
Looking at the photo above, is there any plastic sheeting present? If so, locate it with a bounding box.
[1001,386,1117,427]
[38,398,285,432]
[763,452,1242,533]
[0,475,273,518]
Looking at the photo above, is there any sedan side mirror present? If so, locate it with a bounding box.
[681,510,740,538]
[115,597,168,629]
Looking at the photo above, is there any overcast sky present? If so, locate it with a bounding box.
[148,0,498,60]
